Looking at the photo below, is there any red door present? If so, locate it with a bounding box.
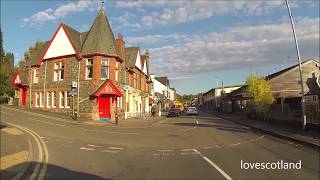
[21,88,27,107]
[98,95,111,120]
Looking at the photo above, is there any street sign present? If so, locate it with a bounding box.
[72,81,78,88]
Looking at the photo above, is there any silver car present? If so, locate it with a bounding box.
[185,107,198,115]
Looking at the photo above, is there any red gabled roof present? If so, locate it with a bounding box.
[37,23,80,65]
[11,70,21,88]
[91,80,123,97]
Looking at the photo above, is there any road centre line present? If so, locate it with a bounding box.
[193,149,232,180]
[158,149,173,152]
[101,149,119,153]
[28,118,66,127]
[80,147,95,151]
[87,144,101,148]
[108,147,124,150]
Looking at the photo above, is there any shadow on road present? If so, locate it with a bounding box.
[1,162,109,180]
[172,122,249,133]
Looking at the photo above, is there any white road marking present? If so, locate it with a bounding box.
[101,150,119,153]
[180,149,194,151]
[180,152,198,155]
[7,123,49,180]
[229,142,241,147]
[193,149,232,180]
[29,118,66,127]
[108,146,124,150]
[158,149,173,152]
[249,135,265,142]
[87,144,101,148]
[80,147,95,151]
[153,152,175,156]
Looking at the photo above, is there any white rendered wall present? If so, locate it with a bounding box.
[43,26,76,59]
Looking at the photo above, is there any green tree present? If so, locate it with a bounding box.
[245,73,275,118]
[24,41,45,64]
[0,53,15,97]
[0,27,4,58]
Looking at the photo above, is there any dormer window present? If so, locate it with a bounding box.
[101,58,109,80]
[53,62,64,81]
[86,58,93,79]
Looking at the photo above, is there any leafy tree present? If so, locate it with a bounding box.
[24,41,45,64]
[245,73,274,118]
[0,53,15,97]
[0,27,4,58]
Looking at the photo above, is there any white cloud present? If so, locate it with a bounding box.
[22,0,97,27]
[114,0,292,29]
[136,18,319,79]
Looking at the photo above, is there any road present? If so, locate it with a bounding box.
[1,106,319,179]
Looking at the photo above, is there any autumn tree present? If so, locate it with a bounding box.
[245,73,275,118]
[24,41,45,64]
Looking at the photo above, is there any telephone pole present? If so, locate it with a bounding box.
[285,0,307,130]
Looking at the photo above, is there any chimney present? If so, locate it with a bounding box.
[116,33,125,59]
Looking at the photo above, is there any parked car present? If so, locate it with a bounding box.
[185,107,198,115]
[167,108,180,117]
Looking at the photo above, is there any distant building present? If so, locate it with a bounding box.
[202,85,242,111]
[224,58,320,124]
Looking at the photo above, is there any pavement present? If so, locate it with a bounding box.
[205,111,320,149]
[1,105,167,128]
[1,105,319,179]
[0,123,31,179]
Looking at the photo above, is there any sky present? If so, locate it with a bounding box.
[1,0,319,95]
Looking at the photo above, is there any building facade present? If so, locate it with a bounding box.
[123,47,151,118]
[13,8,151,122]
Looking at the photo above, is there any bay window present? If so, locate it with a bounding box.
[115,61,118,82]
[86,58,93,79]
[101,58,109,80]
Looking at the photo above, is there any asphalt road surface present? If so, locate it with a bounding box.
[1,107,319,180]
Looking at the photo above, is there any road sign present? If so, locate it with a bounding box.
[72,81,78,88]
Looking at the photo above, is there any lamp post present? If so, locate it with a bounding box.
[285,0,307,130]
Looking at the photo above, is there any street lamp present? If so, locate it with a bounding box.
[285,0,307,130]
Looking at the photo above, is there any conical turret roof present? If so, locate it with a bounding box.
[81,9,119,56]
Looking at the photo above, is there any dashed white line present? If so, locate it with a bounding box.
[180,149,194,151]
[229,142,241,147]
[87,144,101,148]
[101,150,119,153]
[193,149,232,180]
[108,146,124,150]
[158,149,173,152]
[80,147,95,151]
[180,152,198,155]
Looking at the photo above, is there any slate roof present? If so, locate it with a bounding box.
[27,9,121,66]
[155,77,170,86]
[81,9,119,56]
[125,47,139,68]
[265,58,318,80]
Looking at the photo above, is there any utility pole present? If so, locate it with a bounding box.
[285,0,307,130]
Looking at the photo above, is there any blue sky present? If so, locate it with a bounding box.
[1,0,319,95]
